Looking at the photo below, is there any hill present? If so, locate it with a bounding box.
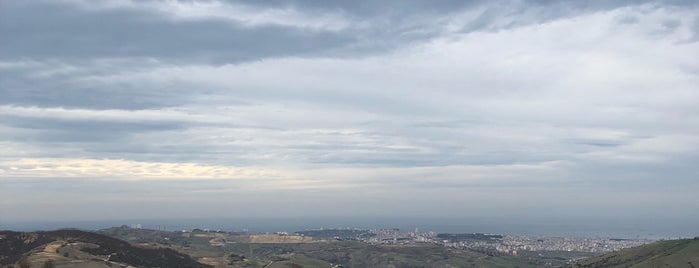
[0,229,210,268]
[568,238,699,268]
[2,226,601,267]
[96,227,560,267]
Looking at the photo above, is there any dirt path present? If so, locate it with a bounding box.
[36,242,63,259]
[27,242,64,266]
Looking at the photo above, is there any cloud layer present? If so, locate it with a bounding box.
[1,0,698,227]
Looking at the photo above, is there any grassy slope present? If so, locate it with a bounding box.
[570,239,699,268]
[222,242,543,268]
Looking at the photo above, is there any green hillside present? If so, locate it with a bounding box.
[222,241,546,268]
[569,238,699,268]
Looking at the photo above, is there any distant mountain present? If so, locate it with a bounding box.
[0,229,210,268]
[568,238,699,268]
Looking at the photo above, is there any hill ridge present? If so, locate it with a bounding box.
[568,238,699,268]
[0,229,210,268]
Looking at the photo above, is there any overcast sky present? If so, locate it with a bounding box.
[1,0,698,231]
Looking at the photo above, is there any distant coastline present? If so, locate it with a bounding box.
[3,217,696,240]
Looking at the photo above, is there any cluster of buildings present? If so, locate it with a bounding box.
[357,228,652,255]
[365,228,437,244]
[131,224,654,255]
[493,236,653,254]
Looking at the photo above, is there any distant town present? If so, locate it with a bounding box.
[5,225,695,268]
[295,227,654,255]
[125,223,656,255]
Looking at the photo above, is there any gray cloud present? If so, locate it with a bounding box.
[1,0,698,229]
[0,60,196,109]
[4,0,695,65]
[0,1,353,63]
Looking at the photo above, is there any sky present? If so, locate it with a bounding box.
[1,0,698,234]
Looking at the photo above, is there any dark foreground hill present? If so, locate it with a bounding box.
[568,238,699,268]
[0,229,210,268]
